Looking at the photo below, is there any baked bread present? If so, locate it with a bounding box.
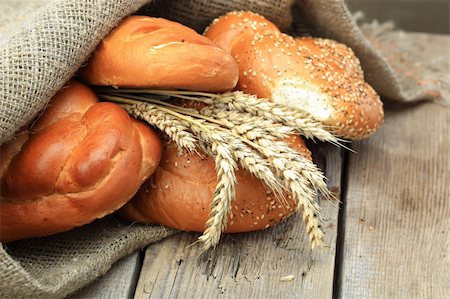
[205,12,384,139]
[0,80,162,242]
[119,135,310,233]
[80,15,239,92]
[205,10,280,52]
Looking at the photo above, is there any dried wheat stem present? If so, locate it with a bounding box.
[99,87,215,103]
[214,123,327,244]
[100,91,330,249]
[118,98,238,250]
[275,167,324,246]
[107,89,341,145]
[200,104,331,201]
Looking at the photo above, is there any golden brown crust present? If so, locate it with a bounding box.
[204,12,384,139]
[204,11,280,52]
[0,80,163,242]
[80,16,239,92]
[119,135,310,233]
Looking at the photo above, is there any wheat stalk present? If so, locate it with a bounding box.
[99,91,335,250]
[99,88,340,145]
[101,95,198,152]
[117,98,237,250]
[257,138,333,200]
[199,104,333,201]
[200,106,293,140]
[249,137,326,247]
[185,123,237,250]
[212,91,340,145]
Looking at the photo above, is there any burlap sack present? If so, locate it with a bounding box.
[0,1,176,298]
[0,1,448,298]
[0,217,176,299]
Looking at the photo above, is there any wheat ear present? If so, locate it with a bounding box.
[199,106,327,244]
[200,106,293,140]
[211,91,339,144]
[104,89,340,144]
[188,126,237,250]
[100,95,198,152]
[101,92,331,249]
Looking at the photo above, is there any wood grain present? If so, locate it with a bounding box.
[339,102,450,298]
[69,252,141,299]
[134,144,343,299]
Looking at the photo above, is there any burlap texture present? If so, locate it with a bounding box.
[359,21,450,103]
[0,0,152,144]
[140,0,295,32]
[0,217,175,299]
[0,1,449,298]
[291,0,449,102]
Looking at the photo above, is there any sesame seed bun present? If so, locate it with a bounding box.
[205,12,384,139]
[80,16,239,93]
[204,11,280,52]
[119,135,310,233]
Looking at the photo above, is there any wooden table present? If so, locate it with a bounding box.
[71,100,449,298]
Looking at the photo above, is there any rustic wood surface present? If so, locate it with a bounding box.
[133,144,343,299]
[338,101,450,299]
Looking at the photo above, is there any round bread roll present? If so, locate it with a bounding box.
[119,135,310,233]
[205,12,384,139]
[80,15,239,92]
[0,80,162,242]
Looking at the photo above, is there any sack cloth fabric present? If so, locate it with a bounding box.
[0,0,448,298]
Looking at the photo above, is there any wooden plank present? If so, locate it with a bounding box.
[134,144,342,299]
[69,252,142,299]
[338,102,450,298]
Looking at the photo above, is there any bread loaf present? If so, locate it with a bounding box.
[205,11,384,139]
[119,135,310,233]
[80,16,239,92]
[0,81,163,242]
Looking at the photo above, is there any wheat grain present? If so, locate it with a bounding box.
[213,92,339,144]
[200,106,293,140]
[188,124,237,250]
[104,89,340,144]
[250,137,325,245]
[123,103,198,152]
[257,138,334,200]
